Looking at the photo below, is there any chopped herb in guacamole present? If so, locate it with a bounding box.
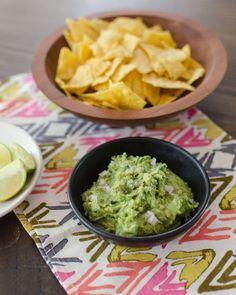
[82,153,198,237]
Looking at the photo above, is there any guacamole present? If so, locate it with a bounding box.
[82,153,198,237]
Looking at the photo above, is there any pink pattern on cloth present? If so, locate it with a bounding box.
[187,107,198,119]
[0,99,28,117]
[11,101,49,117]
[137,262,186,295]
[80,135,120,151]
[1,73,235,295]
[175,127,211,147]
[55,271,76,282]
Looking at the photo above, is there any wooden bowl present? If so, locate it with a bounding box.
[32,10,227,126]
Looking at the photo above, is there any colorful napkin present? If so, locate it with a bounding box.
[1,73,236,295]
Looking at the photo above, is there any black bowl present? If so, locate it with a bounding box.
[68,137,210,247]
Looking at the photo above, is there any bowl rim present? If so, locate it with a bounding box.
[68,136,210,243]
[32,9,228,124]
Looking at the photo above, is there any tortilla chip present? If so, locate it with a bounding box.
[103,45,131,60]
[68,64,94,88]
[188,67,205,84]
[149,24,163,32]
[144,83,161,106]
[182,58,205,84]
[56,47,80,80]
[131,47,152,74]
[109,81,146,110]
[63,84,88,96]
[156,89,180,106]
[55,77,72,97]
[92,58,123,86]
[63,31,75,49]
[112,64,135,82]
[89,42,103,57]
[66,17,98,42]
[96,30,122,52]
[140,44,164,75]
[80,89,119,109]
[90,18,109,32]
[72,41,92,64]
[123,70,145,98]
[157,94,178,106]
[122,33,140,54]
[143,73,194,91]
[93,81,110,91]
[108,17,147,36]
[160,59,187,80]
[142,30,177,48]
[158,47,190,62]
[182,44,191,59]
[80,97,119,109]
[88,58,111,77]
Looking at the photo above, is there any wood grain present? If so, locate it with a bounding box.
[0,0,235,294]
[32,10,227,125]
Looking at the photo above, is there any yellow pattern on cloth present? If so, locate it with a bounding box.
[0,73,236,295]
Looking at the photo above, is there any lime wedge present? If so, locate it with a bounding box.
[10,143,36,172]
[0,143,12,169]
[0,159,27,201]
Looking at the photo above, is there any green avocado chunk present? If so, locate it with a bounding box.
[82,153,198,237]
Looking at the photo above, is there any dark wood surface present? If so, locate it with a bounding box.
[0,0,235,294]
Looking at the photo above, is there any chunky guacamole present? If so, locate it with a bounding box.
[82,153,198,237]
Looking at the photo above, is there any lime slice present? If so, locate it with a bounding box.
[10,143,36,172]
[0,159,27,201]
[0,143,12,169]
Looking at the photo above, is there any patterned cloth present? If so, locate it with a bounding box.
[0,73,236,295]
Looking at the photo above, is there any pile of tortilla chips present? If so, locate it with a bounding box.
[55,16,205,110]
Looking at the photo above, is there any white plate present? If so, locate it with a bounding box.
[0,122,42,217]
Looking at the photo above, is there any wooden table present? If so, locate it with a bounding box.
[0,0,235,294]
